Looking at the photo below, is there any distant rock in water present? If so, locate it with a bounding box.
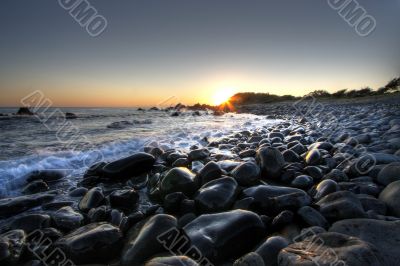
[133,119,152,124]
[16,107,33,115]
[149,107,160,111]
[137,107,145,111]
[65,112,78,119]
[107,121,133,129]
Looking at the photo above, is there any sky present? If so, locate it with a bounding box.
[0,0,399,107]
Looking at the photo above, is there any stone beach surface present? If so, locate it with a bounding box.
[0,98,400,266]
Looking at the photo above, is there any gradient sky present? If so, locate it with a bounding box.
[0,0,399,107]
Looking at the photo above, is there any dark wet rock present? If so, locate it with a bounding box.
[78,187,104,212]
[323,169,348,182]
[297,206,329,229]
[7,214,51,233]
[305,149,321,165]
[330,219,400,266]
[65,112,77,119]
[379,180,400,217]
[313,179,339,200]
[309,141,333,151]
[109,189,139,212]
[271,210,294,229]
[41,201,74,211]
[231,161,260,186]
[256,147,285,179]
[180,199,196,214]
[88,205,109,223]
[289,143,307,155]
[160,167,198,197]
[26,170,65,182]
[239,149,256,158]
[278,232,384,266]
[56,222,123,264]
[22,180,49,194]
[145,256,199,266]
[0,192,55,218]
[121,214,177,266]
[316,191,366,221]
[242,185,311,214]
[233,252,265,266]
[282,150,301,163]
[172,158,189,167]
[356,194,386,215]
[268,132,284,140]
[16,107,33,115]
[178,213,196,227]
[217,160,241,172]
[377,162,400,185]
[195,177,238,213]
[339,181,380,196]
[183,210,265,262]
[0,230,26,265]
[304,166,323,181]
[188,148,210,161]
[163,192,187,214]
[197,161,222,185]
[68,187,88,197]
[290,175,313,189]
[101,152,155,179]
[52,206,84,231]
[255,236,289,266]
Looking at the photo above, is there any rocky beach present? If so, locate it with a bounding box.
[1,97,400,266]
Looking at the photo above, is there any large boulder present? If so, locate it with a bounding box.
[379,180,400,217]
[52,206,84,231]
[196,161,222,185]
[278,232,384,266]
[377,162,400,185]
[121,214,177,266]
[256,147,285,179]
[183,210,265,262]
[330,219,400,266]
[55,223,123,264]
[255,236,289,266]
[78,187,104,212]
[231,162,261,186]
[0,192,55,218]
[195,177,238,213]
[101,152,155,179]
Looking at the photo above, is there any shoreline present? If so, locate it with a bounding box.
[0,98,399,265]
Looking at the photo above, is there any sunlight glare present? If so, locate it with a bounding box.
[212,88,234,105]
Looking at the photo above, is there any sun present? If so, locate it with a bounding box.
[212,88,234,105]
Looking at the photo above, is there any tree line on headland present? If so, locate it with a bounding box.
[228,77,400,105]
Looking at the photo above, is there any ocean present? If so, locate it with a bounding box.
[0,107,279,196]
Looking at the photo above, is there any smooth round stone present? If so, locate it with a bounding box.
[282,150,301,163]
[0,230,26,265]
[172,158,189,167]
[69,187,88,197]
[239,149,256,158]
[305,149,321,165]
[379,180,400,217]
[231,162,260,186]
[256,147,286,179]
[330,219,400,266]
[8,214,51,233]
[52,206,84,231]
[191,160,204,174]
[217,160,242,172]
[78,187,104,212]
[163,192,187,213]
[26,170,65,182]
[233,252,265,266]
[309,141,333,151]
[195,177,238,213]
[183,210,265,262]
[197,161,222,185]
[338,181,380,196]
[242,185,311,214]
[316,191,366,221]
[109,189,139,211]
[377,162,400,185]
[268,132,284,140]
[271,210,294,228]
[290,175,313,189]
[166,152,187,164]
[289,143,307,155]
[56,223,123,264]
[188,148,210,161]
[356,194,386,215]
[22,180,49,194]
[304,166,323,181]
[255,236,289,266]
[313,179,339,200]
[278,232,384,266]
[323,169,348,182]
[145,256,199,266]
[0,193,56,218]
[248,136,264,143]
[101,152,156,179]
[121,214,177,266]
[297,206,329,229]
[88,205,109,223]
[160,167,198,197]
